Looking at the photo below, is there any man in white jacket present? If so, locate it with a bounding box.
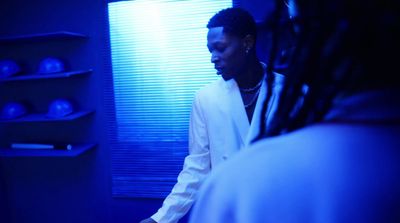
[140,7,285,223]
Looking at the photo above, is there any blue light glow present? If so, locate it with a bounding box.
[109,0,231,142]
[108,0,231,198]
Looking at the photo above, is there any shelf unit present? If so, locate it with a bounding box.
[0,31,87,43]
[0,69,92,82]
[0,110,94,123]
[0,143,97,157]
[0,31,95,157]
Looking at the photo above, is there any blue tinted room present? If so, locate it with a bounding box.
[0,0,275,222]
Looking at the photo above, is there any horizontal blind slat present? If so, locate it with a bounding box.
[108,0,231,198]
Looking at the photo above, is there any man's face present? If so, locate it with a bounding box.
[207,27,247,80]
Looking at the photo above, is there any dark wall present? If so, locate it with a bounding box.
[0,0,112,222]
[239,0,290,66]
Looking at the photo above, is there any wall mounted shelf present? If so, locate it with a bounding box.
[0,31,88,44]
[0,110,95,123]
[0,143,97,157]
[0,69,92,82]
[0,30,96,159]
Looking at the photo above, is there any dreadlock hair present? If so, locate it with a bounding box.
[207,7,258,40]
[257,0,400,139]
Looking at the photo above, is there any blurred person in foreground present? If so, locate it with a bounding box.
[140,7,287,223]
[189,0,400,222]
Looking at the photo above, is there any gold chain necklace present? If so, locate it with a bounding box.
[243,86,261,108]
[239,79,263,93]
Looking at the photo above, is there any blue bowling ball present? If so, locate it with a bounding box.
[1,101,27,120]
[0,59,21,78]
[38,57,65,74]
[46,99,74,118]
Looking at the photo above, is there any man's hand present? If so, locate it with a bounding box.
[139,218,157,223]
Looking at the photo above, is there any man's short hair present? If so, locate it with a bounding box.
[207,7,257,40]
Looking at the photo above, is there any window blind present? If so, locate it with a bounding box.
[108,0,231,198]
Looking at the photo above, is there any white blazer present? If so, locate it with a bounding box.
[151,71,285,223]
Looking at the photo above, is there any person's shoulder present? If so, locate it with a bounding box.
[199,78,223,90]
[215,122,400,182]
[208,125,328,182]
[195,77,228,97]
[198,127,322,216]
